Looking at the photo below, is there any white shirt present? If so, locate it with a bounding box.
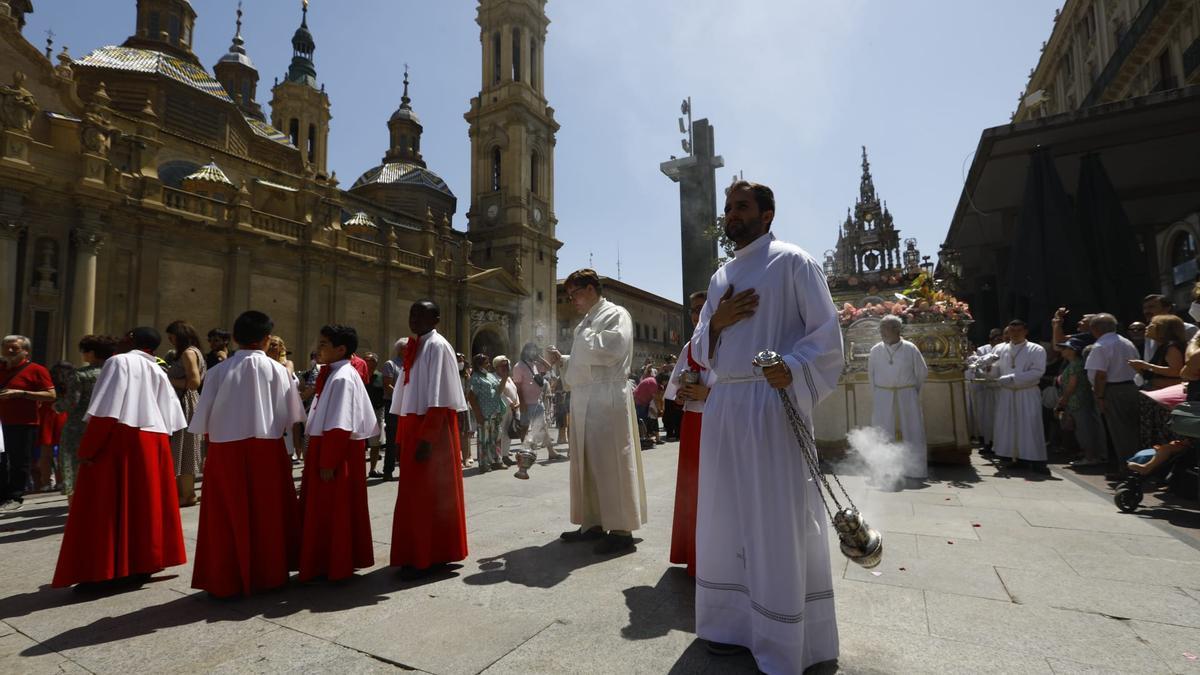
[389,330,468,416]
[1085,332,1140,385]
[86,350,187,434]
[188,349,306,443]
[306,359,380,440]
[500,378,519,409]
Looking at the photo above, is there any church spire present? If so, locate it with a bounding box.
[385,65,424,166]
[285,0,318,88]
[214,0,264,120]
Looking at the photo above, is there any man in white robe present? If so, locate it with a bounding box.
[546,269,647,556]
[967,328,1002,449]
[868,315,929,479]
[690,181,843,674]
[986,320,1048,469]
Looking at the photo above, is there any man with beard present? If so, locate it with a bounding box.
[689,180,843,673]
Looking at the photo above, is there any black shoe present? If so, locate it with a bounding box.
[501,455,516,467]
[368,471,384,478]
[382,474,395,481]
[593,532,635,555]
[560,526,604,543]
[490,462,505,470]
[704,640,748,656]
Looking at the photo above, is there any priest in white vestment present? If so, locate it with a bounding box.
[868,315,929,479]
[986,320,1048,466]
[690,181,843,674]
[546,269,647,556]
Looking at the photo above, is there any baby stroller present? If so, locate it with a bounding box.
[1113,389,1200,513]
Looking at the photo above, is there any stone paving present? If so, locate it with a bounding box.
[2,441,1200,674]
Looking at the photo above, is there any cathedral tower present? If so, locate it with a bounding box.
[269,0,331,174]
[213,3,264,121]
[123,0,200,65]
[466,0,561,346]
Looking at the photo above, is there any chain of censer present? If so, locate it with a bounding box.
[776,387,860,523]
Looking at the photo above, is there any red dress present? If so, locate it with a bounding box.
[52,416,187,586]
[391,408,468,569]
[670,411,703,576]
[38,403,67,447]
[298,428,374,581]
[191,438,300,597]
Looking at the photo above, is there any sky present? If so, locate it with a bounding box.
[28,0,1062,302]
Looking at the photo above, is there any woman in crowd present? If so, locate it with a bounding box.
[1129,313,1186,446]
[266,336,301,460]
[1056,338,1105,468]
[165,319,207,506]
[56,335,118,506]
[493,355,519,466]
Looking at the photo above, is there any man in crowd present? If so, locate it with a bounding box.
[1084,313,1141,474]
[688,180,843,673]
[379,338,407,480]
[390,301,469,578]
[0,335,56,512]
[205,328,231,370]
[868,315,929,481]
[362,352,387,478]
[663,290,714,576]
[514,342,560,460]
[985,320,1048,471]
[188,310,306,597]
[546,269,647,555]
[53,327,187,587]
[298,324,377,582]
[632,368,660,449]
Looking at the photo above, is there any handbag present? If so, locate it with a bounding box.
[506,411,530,439]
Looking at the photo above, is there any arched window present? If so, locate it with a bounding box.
[1170,231,1197,267]
[491,147,502,192]
[307,124,317,163]
[168,14,181,45]
[492,32,502,85]
[148,11,160,37]
[530,38,539,90]
[288,118,300,147]
[530,150,540,195]
[400,134,409,156]
[512,28,522,82]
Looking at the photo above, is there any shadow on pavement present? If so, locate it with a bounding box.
[620,567,694,640]
[463,536,638,588]
[667,638,759,674]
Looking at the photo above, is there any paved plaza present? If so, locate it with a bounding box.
[2,442,1200,674]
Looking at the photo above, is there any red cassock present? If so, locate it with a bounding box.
[52,416,187,586]
[38,404,67,446]
[670,411,703,576]
[298,428,373,581]
[391,408,468,569]
[191,438,300,597]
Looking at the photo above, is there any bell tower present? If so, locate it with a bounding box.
[466,0,560,346]
[269,0,331,175]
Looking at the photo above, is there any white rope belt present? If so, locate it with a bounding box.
[718,374,765,385]
[874,384,916,391]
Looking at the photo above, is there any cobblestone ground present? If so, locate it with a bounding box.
[2,440,1200,674]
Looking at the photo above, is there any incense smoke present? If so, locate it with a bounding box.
[841,427,908,492]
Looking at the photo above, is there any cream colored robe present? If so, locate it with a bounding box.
[561,297,647,532]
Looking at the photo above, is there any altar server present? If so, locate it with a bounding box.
[189,310,305,597]
[389,300,469,578]
[663,290,715,575]
[967,328,1003,448]
[867,315,929,479]
[53,327,187,587]
[690,181,843,673]
[298,324,377,581]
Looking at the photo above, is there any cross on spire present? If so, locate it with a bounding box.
[401,64,411,109]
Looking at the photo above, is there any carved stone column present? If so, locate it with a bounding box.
[70,227,105,346]
[0,219,25,328]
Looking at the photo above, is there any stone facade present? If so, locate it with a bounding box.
[0,1,533,364]
[1013,0,1200,121]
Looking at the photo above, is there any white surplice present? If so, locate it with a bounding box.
[690,232,843,675]
[988,341,1047,461]
[390,330,468,417]
[868,338,928,478]
[966,344,997,443]
[188,350,306,443]
[663,344,717,414]
[560,297,647,532]
[307,360,380,440]
[87,350,186,434]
